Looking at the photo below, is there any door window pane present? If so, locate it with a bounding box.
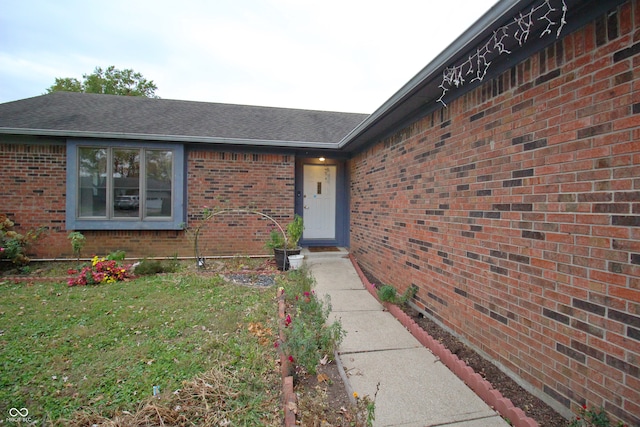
[113,149,140,218]
[78,147,107,217]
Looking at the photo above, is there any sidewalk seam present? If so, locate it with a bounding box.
[339,346,423,356]
[428,413,507,427]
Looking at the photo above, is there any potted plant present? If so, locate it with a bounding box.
[266,214,304,270]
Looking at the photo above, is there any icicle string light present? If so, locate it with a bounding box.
[437,0,568,107]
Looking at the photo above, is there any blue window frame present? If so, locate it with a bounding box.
[66,140,184,230]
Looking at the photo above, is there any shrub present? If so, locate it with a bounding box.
[377,285,397,303]
[569,406,627,427]
[377,284,417,306]
[106,250,126,261]
[67,231,86,260]
[134,257,181,275]
[0,214,44,266]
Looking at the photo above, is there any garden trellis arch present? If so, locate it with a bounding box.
[191,208,289,270]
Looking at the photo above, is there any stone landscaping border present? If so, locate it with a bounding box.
[349,254,539,427]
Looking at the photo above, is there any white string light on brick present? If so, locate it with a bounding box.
[437,0,568,107]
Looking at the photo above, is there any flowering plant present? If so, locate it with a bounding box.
[568,405,627,427]
[67,256,131,286]
[353,384,379,427]
[280,268,344,374]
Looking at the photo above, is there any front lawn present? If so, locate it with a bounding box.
[0,265,281,425]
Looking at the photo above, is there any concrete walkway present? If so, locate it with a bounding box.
[304,249,509,427]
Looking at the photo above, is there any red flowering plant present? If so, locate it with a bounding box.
[569,405,627,427]
[278,268,344,375]
[67,255,131,286]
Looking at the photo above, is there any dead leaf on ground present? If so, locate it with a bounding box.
[317,373,329,383]
[247,322,273,345]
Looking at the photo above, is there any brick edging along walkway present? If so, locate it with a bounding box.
[348,254,539,427]
[277,288,297,427]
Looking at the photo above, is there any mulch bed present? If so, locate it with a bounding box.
[294,360,358,426]
[222,273,276,287]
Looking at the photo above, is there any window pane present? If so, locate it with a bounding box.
[145,150,173,217]
[113,149,140,218]
[78,147,107,217]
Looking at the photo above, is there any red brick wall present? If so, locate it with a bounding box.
[350,1,640,424]
[1,141,295,259]
[186,149,295,257]
[1,141,68,258]
[79,150,295,258]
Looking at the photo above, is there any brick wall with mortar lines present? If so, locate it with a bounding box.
[186,149,295,256]
[1,142,68,258]
[350,1,640,424]
[2,142,295,259]
[80,151,295,258]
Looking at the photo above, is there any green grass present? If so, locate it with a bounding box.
[0,270,281,425]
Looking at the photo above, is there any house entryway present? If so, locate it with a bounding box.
[295,159,349,248]
[302,164,336,240]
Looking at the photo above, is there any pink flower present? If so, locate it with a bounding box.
[274,341,280,348]
[288,355,295,363]
[285,314,292,326]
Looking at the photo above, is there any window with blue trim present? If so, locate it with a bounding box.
[66,140,184,230]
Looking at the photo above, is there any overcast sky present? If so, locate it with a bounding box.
[0,0,498,113]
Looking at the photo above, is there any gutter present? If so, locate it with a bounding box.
[0,127,342,150]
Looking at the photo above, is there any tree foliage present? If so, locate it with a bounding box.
[46,66,158,98]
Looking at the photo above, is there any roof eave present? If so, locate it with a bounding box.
[0,127,341,150]
[338,0,628,152]
[337,0,524,150]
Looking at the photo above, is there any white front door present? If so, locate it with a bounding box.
[303,164,336,239]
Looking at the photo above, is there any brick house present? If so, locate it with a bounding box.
[1,0,639,423]
[0,93,367,257]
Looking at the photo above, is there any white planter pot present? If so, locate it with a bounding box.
[287,254,304,270]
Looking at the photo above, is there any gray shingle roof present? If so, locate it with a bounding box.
[0,92,368,145]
